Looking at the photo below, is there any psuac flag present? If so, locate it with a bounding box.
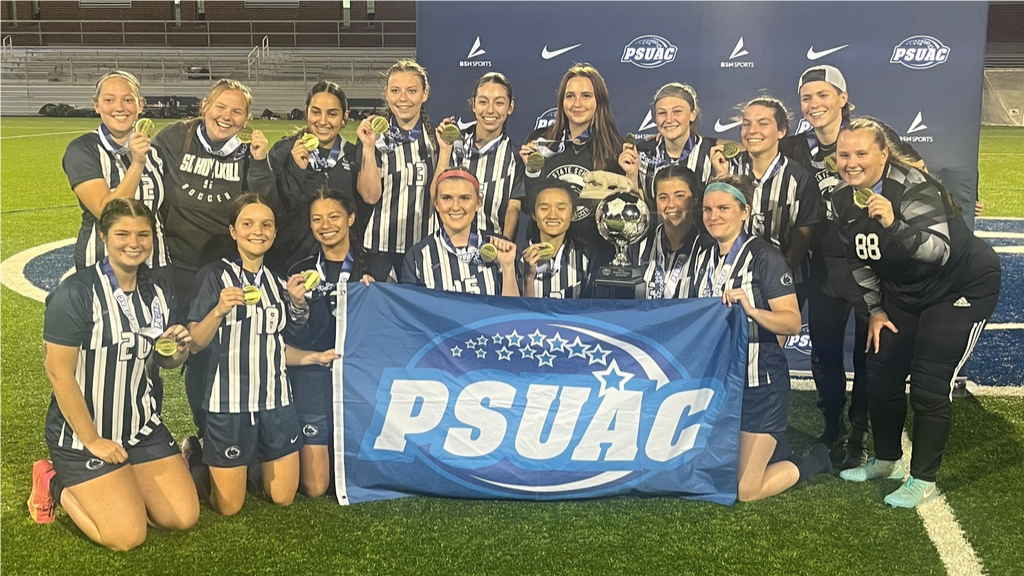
[332,284,748,505]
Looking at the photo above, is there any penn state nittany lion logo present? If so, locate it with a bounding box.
[358,315,726,497]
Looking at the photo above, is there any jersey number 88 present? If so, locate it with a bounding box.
[855,233,882,260]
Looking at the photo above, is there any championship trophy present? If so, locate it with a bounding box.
[585,172,651,299]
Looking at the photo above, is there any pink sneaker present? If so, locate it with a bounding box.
[28,459,56,524]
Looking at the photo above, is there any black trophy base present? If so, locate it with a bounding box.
[593,265,646,299]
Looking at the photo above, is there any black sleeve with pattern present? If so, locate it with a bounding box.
[44,279,93,347]
[832,188,884,315]
[885,178,952,266]
[62,137,104,189]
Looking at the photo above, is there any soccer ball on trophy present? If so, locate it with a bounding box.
[596,191,650,267]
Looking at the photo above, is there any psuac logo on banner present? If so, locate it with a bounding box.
[721,37,754,68]
[621,35,677,69]
[784,324,812,356]
[357,314,729,498]
[535,107,558,131]
[890,36,949,69]
[460,36,492,67]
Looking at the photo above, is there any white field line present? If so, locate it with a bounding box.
[791,378,1024,397]
[985,323,1024,330]
[994,246,1024,254]
[0,238,75,302]
[975,231,1024,239]
[976,216,1024,221]
[0,130,89,139]
[899,432,986,576]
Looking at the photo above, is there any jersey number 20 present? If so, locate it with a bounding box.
[855,233,882,260]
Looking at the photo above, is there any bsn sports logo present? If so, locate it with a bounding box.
[721,37,754,68]
[621,35,677,69]
[534,107,558,131]
[902,112,933,143]
[784,324,812,355]
[460,36,492,68]
[358,316,725,497]
[636,110,657,136]
[890,36,949,70]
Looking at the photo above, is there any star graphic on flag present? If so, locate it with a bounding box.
[476,348,487,359]
[451,346,463,358]
[546,332,568,353]
[477,335,489,347]
[537,350,555,367]
[528,329,547,347]
[586,344,611,366]
[466,339,477,350]
[505,330,524,348]
[520,346,536,359]
[566,337,589,359]
[593,359,634,397]
[492,332,504,344]
[496,347,513,361]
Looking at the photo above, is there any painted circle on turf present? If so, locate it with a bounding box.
[0,239,76,303]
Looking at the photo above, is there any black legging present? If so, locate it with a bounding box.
[867,257,999,482]
[171,264,209,435]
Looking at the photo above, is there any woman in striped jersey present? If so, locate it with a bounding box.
[431,72,525,240]
[401,170,520,296]
[29,199,198,550]
[266,81,358,275]
[688,175,831,501]
[519,64,625,265]
[182,194,336,516]
[152,79,276,437]
[286,188,392,498]
[631,165,705,299]
[833,119,1000,508]
[780,65,869,469]
[354,60,438,275]
[63,71,171,293]
[709,96,823,298]
[618,83,716,208]
[522,179,592,298]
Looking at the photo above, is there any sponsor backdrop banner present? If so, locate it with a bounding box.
[416,1,987,225]
[333,284,748,505]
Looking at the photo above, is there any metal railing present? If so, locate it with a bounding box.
[0,19,416,48]
[247,36,269,80]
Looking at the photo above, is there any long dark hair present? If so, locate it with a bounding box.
[309,188,369,274]
[298,81,349,138]
[383,60,437,150]
[652,164,703,230]
[543,63,623,171]
[468,72,514,136]
[98,197,158,299]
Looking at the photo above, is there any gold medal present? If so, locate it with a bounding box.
[479,243,498,263]
[536,242,556,261]
[824,154,837,173]
[302,269,321,291]
[154,337,178,357]
[134,118,155,137]
[527,152,545,173]
[440,123,461,145]
[721,142,742,159]
[300,133,319,152]
[242,285,262,305]
[853,188,873,209]
[371,116,389,135]
[624,133,636,146]
[236,126,254,144]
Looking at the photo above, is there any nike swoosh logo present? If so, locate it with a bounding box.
[714,119,742,132]
[542,44,582,60]
[456,118,476,131]
[807,44,849,60]
[290,435,299,444]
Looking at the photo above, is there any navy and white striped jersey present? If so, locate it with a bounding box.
[631,223,702,299]
[400,231,515,295]
[187,259,306,413]
[728,152,824,280]
[63,128,169,270]
[523,238,591,299]
[43,264,170,450]
[831,163,994,315]
[354,121,437,254]
[688,235,795,388]
[447,124,526,236]
[636,134,716,198]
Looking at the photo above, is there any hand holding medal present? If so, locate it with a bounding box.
[153,325,192,357]
[618,134,640,179]
[285,273,310,309]
[438,118,461,146]
[127,118,154,164]
[861,189,895,227]
[240,126,269,161]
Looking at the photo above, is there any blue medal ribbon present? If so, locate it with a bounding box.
[309,136,342,172]
[701,232,748,298]
[376,118,423,153]
[99,259,163,339]
[438,223,484,265]
[312,249,356,299]
[197,123,246,158]
[645,133,697,170]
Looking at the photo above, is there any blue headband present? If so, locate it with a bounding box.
[705,182,748,207]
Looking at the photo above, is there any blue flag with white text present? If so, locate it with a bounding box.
[333,284,748,505]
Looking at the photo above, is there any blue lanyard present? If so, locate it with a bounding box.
[99,259,163,338]
[315,249,355,284]
[309,136,342,172]
[646,134,697,169]
[198,123,245,158]
[439,224,484,264]
[733,152,783,185]
[650,225,695,299]
[376,118,423,153]
[234,258,265,287]
[454,130,503,164]
[701,232,748,298]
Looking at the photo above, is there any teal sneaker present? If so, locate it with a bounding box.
[884,477,940,508]
[839,457,906,482]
